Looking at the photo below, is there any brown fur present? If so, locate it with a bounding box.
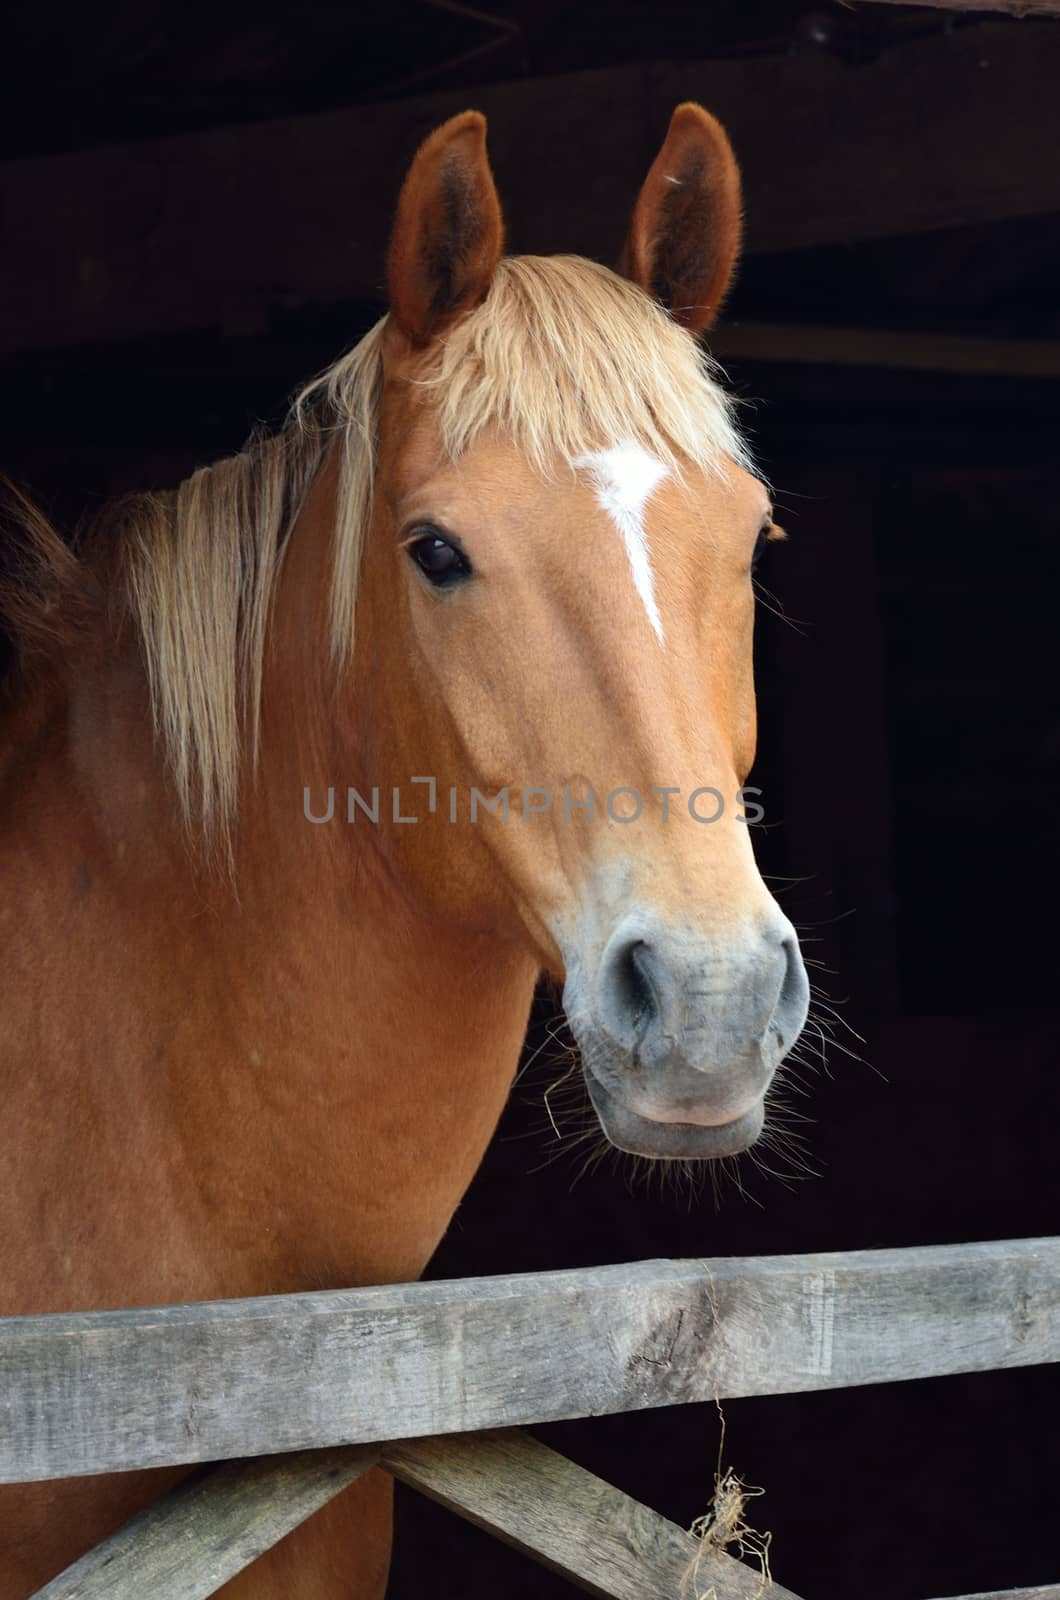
[619,103,743,331]
[0,107,771,1595]
[387,111,504,345]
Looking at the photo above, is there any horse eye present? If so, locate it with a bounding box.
[755,521,781,572]
[407,532,472,588]
[752,518,786,575]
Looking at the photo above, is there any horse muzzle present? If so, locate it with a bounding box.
[561,909,810,1159]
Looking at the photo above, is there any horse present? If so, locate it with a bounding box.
[0,103,809,1595]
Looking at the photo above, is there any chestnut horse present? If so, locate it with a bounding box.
[0,105,809,1595]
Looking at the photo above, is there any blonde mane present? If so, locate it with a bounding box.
[16,256,750,837]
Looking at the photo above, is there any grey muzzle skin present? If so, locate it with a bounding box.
[562,909,811,1160]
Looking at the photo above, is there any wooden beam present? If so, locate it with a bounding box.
[2,1239,1057,1484]
[31,1446,379,1600]
[710,321,1060,377]
[923,1590,1060,1599]
[858,1,1060,13]
[30,1432,803,1600]
[384,1431,805,1600]
[1,21,1059,355]
[28,1424,1060,1600]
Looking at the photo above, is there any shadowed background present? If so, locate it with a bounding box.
[1,3,1057,1595]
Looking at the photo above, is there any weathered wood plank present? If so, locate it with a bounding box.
[1,22,1059,354]
[384,1430,805,1600]
[24,1420,1060,1600]
[30,1446,378,1599]
[860,1,1060,12]
[1,1239,1057,1483]
[710,322,1060,379]
[28,1433,800,1600]
[924,1590,1060,1599]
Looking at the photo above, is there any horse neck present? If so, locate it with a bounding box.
[5,456,538,1306]
[221,460,542,1287]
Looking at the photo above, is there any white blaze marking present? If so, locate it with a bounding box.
[572,440,670,644]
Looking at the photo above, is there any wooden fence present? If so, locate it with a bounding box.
[2,1237,1057,1599]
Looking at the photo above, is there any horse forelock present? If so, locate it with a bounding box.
[420,255,749,477]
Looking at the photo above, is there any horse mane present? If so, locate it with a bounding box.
[0,485,94,670]
[1,255,749,836]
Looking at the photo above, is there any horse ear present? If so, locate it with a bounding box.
[619,103,742,333]
[386,110,504,347]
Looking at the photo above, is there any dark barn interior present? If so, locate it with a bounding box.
[2,3,1058,1596]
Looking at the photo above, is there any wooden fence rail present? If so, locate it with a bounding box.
[6,1238,1059,1599]
[33,1432,807,1600]
[3,1238,1058,1485]
[30,1429,1060,1600]
[33,1446,380,1600]
[924,1593,1060,1600]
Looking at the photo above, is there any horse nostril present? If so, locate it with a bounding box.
[773,933,810,1047]
[616,939,658,1042]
